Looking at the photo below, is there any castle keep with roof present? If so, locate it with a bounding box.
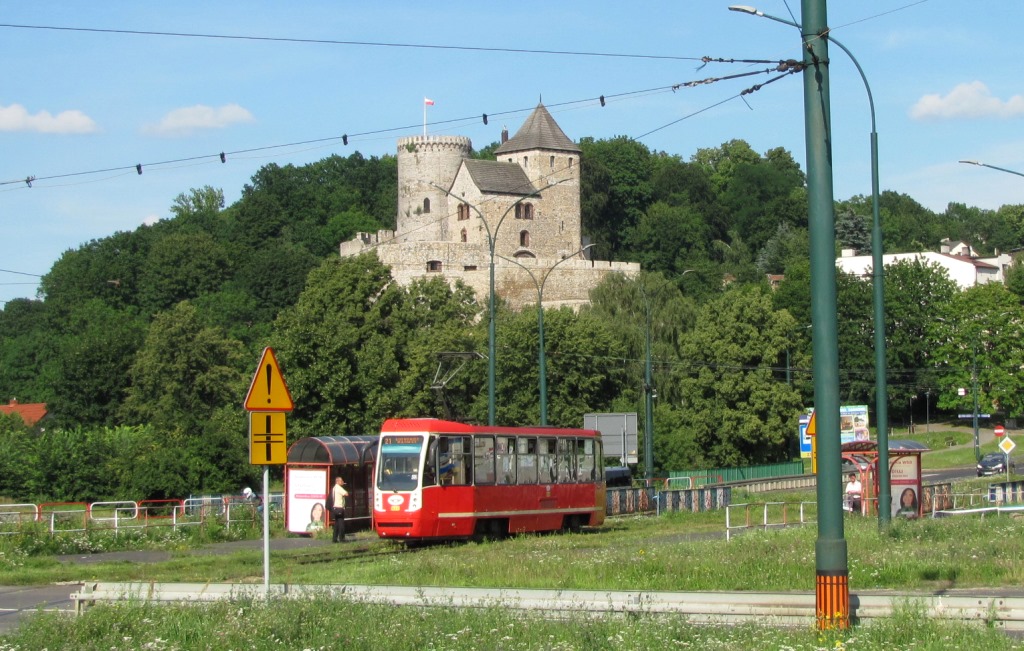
[340,104,639,309]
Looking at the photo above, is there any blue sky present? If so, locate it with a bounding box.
[2,0,1022,306]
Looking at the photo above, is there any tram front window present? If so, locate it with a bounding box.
[378,436,423,491]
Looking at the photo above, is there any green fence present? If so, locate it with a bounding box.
[668,460,805,487]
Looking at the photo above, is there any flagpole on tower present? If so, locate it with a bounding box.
[423,97,434,136]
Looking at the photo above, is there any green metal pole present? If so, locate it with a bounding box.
[973,346,980,461]
[488,240,497,426]
[500,244,594,426]
[644,299,654,483]
[728,10,890,529]
[432,181,562,426]
[801,0,849,629]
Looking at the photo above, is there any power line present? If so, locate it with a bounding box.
[1,61,793,191]
[0,23,707,62]
[0,268,43,277]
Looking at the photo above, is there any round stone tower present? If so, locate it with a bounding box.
[396,135,472,241]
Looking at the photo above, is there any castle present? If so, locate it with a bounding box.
[339,103,639,309]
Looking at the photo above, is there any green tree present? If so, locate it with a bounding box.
[274,254,480,436]
[579,136,654,257]
[664,286,801,469]
[120,301,247,434]
[138,231,232,313]
[930,283,1024,419]
[48,300,146,427]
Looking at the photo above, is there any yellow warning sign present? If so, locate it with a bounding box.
[244,347,294,412]
[806,409,816,436]
[250,411,287,465]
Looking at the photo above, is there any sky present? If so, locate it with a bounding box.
[2,0,1022,306]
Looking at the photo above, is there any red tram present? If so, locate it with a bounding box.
[373,418,606,541]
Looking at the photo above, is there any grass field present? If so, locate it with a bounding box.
[3,509,1024,650]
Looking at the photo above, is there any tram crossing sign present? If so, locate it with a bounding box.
[249,411,287,465]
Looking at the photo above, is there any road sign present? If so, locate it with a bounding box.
[245,347,294,412]
[995,425,1006,437]
[1000,437,1016,455]
[250,411,287,465]
[806,410,816,437]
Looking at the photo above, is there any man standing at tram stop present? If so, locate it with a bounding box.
[327,476,349,543]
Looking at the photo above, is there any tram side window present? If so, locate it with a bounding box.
[557,438,575,483]
[538,438,557,483]
[438,436,471,486]
[576,439,596,481]
[517,438,538,484]
[496,436,516,485]
[474,436,495,485]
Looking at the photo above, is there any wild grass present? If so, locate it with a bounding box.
[3,594,1020,650]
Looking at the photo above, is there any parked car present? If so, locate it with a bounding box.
[977,452,1015,477]
[841,454,872,477]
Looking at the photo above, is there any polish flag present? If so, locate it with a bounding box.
[424,98,435,106]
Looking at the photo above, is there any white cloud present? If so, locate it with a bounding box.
[0,103,98,133]
[910,82,1024,120]
[144,104,255,136]
[142,214,162,227]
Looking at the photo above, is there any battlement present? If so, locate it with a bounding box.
[397,135,472,154]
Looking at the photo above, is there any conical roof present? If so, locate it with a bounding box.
[494,104,580,155]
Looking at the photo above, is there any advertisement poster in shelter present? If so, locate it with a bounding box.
[286,467,328,534]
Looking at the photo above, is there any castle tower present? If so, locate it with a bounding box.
[396,135,472,242]
[493,104,582,259]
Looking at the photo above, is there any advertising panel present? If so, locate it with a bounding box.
[286,467,328,534]
[799,405,869,458]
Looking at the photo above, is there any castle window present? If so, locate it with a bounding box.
[550,155,555,169]
[458,204,469,221]
[519,230,530,247]
[568,157,573,168]
[423,198,431,214]
[523,203,534,220]
[515,204,522,219]
[464,265,478,271]
[461,228,467,243]
[427,260,442,272]
[523,156,528,167]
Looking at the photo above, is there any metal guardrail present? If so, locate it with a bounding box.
[71,581,1024,630]
[0,493,284,537]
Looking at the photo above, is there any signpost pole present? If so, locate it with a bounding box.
[244,347,295,598]
[262,468,270,593]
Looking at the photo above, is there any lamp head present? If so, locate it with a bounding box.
[728,5,761,15]
[958,160,981,166]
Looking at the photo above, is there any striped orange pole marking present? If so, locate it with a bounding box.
[816,571,850,630]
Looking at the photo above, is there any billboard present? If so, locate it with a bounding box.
[799,405,870,458]
[584,412,638,464]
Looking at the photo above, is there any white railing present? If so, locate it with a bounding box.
[0,493,283,537]
[725,501,817,540]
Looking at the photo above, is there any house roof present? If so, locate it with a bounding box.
[463,159,536,195]
[0,399,48,426]
[494,103,580,155]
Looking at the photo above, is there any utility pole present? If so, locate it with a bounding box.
[801,0,850,630]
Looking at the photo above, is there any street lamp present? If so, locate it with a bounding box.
[732,2,850,629]
[730,3,891,530]
[432,180,564,425]
[638,270,691,484]
[959,160,1024,179]
[499,243,597,425]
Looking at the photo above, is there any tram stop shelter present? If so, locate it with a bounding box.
[284,435,379,535]
[840,439,929,518]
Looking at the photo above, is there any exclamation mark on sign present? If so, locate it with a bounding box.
[265,364,273,405]
[265,414,272,462]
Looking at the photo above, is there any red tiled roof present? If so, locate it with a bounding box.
[0,400,48,426]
